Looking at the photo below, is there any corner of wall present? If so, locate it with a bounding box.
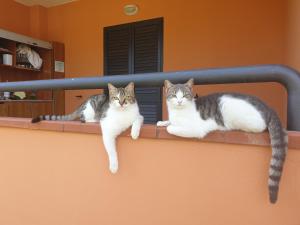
[29,5,48,40]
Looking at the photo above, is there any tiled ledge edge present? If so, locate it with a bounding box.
[0,117,299,149]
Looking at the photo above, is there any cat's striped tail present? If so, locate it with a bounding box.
[267,112,288,204]
[31,110,80,123]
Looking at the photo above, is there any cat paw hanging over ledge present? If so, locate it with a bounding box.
[31,82,144,174]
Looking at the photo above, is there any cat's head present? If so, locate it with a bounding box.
[164,78,194,108]
[107,82,136,109]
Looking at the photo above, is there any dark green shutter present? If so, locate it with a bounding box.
[104,18,163,124]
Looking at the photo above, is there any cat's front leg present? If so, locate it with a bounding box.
[156,120,171,127]
[131,115,144,140]
[102,133,118,174]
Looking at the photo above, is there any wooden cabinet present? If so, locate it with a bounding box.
[0,30,65,118]
[31,102,52,118]
[0,103,8,116]
[8,102,32,118]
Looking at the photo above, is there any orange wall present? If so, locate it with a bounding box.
[0,0,289,120]
[46,0,288,120]
[0,1,48,39]
[47,0,286,74]
[29,5,48,40]
[0,0,31,35]
[0,127,299,225]
[286,0,300,71]
[0,0,292,123]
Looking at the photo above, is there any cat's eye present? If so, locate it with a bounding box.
[183,94,191,98]
[112,97,118,100]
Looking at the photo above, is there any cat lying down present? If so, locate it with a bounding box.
[157,79,287,204]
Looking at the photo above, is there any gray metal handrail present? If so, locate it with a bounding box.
[0,64,299,130]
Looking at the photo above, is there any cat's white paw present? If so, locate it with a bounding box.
[198,132,207,139]
[131,128,140,140]
[166,125,177,135]
[157,120,170,127]
[109,162,118,174]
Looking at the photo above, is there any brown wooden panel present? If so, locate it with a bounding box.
[0,103,8,117]
[8,103,32,118]
[53,90,64,114]
[31,102,52,117]
[52,42,65,115]
[52,42,65,63]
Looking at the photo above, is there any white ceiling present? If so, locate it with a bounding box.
[14,0,78,8]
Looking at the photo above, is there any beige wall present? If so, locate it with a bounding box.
[0,127,298,225]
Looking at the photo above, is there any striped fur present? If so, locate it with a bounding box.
[31,94,108,123]
[31,110,80,122]
[267,113,288,203]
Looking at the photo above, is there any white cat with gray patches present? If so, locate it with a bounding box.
[157,79,287,204]
[101,82,144,173]
[32,82,144,174]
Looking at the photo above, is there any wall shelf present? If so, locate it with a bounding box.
[0,47,12,54]
[0,64,41,72]
[0,99,53,103]
[14,65,40,72]
[0,32,65,118]
[0,64,13,68]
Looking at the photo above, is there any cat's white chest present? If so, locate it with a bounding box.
[168,103,201,126]
[100,103,139,135]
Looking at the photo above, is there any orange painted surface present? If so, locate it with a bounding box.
[0,127,298,225]
[286,0,300,71]
[29,5,48,40]
[0,0,31,35]
[0,0,297,124]
[46,0,287,116]
[0,0,295,122]
[0,1,48,39]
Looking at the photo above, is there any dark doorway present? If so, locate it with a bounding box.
[104,18,163,124]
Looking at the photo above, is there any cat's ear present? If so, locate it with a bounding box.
[108,83,117,92]
[185,78,194,89]
[125,82,134,91]
[164,80,173,91]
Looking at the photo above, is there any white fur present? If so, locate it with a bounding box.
[158,94,266,139]
[100,102,143,173]
[157,120,171,126]
[220,95,266,132]
[82,101,97,122]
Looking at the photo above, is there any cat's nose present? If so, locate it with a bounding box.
[178,100,183,105]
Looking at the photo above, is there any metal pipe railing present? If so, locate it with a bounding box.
[0,64,299,130]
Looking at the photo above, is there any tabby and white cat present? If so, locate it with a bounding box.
[157,79,287,204]
[32,82,144,173]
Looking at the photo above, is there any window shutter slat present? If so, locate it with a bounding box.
[104,26,131,75]
[133,21,162,123]
[104,18,163,124]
